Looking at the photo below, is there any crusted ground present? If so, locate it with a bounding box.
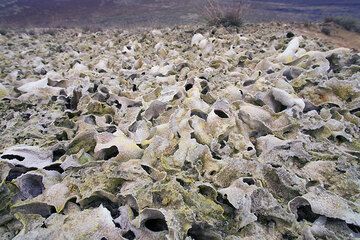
[0,23,359,239]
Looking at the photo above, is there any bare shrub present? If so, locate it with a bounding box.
[321,27,331,36]
[202,0,249,27]
[303,21,312,28]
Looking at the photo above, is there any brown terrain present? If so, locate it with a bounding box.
[295,22,360,51]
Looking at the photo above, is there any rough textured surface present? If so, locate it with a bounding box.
[0,23,359,239]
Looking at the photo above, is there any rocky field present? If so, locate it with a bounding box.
[0,23,360,239]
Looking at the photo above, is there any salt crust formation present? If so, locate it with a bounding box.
[0,23,360,239]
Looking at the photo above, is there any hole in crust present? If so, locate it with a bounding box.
[131,207,139,217]
[53,149,66,161]
[1,154,25,161]
[132,84,138,92]
[185,83,193,91]
[335,135,348,143]
[186,224,219,240]
[214,110,229,118]
[106,126,117,133]
[114,221,121,228]
[243,80,256,86]
[141,165,152,175]
[201,86,210,95]
[243,178,255,185]
[286,32,295,38]
[348,224,360,234]
[122,230,136,240]
[144,218,168,232]
[272,99,288,113]
[176,178,190,190]
[270,163,282,168]
[190,110,208,120]
[44,164,64,174]
[105,115,113,124]
[282,232,297,240]
[305,180,320,189]
[296,205,320,223]
[209,170,216,176]
[114,100,122,109]
[198,186,214,198]
[190,132,196,139]
[187,225,204,240]
[5,166,36,181]
[102,146,119,160]
[81,196,120,218]
[219,140,226,149]
[216,194,236,209]
[22,175,45,198]
[211,151,222,160]
[56,131,69,141]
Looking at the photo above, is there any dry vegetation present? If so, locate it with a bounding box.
[202,0,250,27]
[325,16,360,33]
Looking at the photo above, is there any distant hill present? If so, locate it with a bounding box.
[0,0,359,28]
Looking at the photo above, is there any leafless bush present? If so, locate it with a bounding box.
[303,21,312,28]
[203,0,250,27]
[321,27,331,36]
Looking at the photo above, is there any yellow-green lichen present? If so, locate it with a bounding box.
[67,132,96,155]
[331,84,356,101]
[86,101,115,115]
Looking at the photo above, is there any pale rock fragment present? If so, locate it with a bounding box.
[0,83,9,99]
[277,36,303,63]
[289,187,360,227]
[0,145,52,169]
[191,33,206,46]
[13,206,122,239]
[271,87,305,111]
[17,78,48,93]
[94,130,143,161]
[94,59,109,73]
